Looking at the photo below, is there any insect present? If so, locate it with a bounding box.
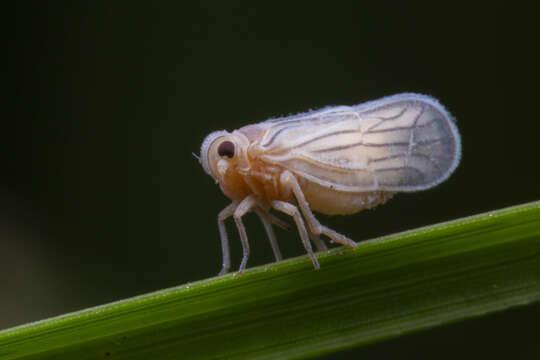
[199,93,461,274]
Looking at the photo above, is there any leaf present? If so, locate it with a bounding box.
[1,201,539,360]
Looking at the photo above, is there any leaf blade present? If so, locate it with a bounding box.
[1,201,539,360]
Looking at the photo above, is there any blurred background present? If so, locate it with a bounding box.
[5,1,539,359]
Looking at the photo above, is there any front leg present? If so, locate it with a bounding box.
[280,171,357,248]
[233,195,258,273]
[217,202,239,275]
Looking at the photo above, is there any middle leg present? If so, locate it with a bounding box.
[253,208,283,262]
[233,195,258,273]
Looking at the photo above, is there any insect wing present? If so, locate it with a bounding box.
[258,93,461,192]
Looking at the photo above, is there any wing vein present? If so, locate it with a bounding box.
[313,141,410,153]
[295,129,362,149]
[262,123,303,147]
[369,151,443,174]
[364,105,408,132]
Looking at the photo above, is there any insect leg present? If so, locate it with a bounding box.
[263,211,291,231]
[271,200,320,270]
[308,230,328,252]
[233,195,258,273]
[280,171,357,247]
[254,208,283,262]
[217,201,239,275]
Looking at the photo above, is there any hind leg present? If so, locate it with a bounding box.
[280,171,357,247]
[271,200,320,270]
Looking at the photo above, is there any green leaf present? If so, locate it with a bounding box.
[1,201,540,360]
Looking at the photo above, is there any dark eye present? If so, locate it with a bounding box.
[217,141,235,158]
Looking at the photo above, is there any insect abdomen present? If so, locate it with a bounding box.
[299,178,394,215]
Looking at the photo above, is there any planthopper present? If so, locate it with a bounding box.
[199,93,461,274]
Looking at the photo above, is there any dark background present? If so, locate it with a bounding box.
[4,1,540,359]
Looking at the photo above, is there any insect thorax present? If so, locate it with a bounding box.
[240,158,291,204]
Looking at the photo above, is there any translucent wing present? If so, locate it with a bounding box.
[256,93,461,192]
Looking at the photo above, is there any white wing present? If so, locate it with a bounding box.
[255,93,461,192]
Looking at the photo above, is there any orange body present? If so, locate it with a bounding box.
[218,125,394,215]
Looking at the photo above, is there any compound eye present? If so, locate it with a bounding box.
[217,141,235,158]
